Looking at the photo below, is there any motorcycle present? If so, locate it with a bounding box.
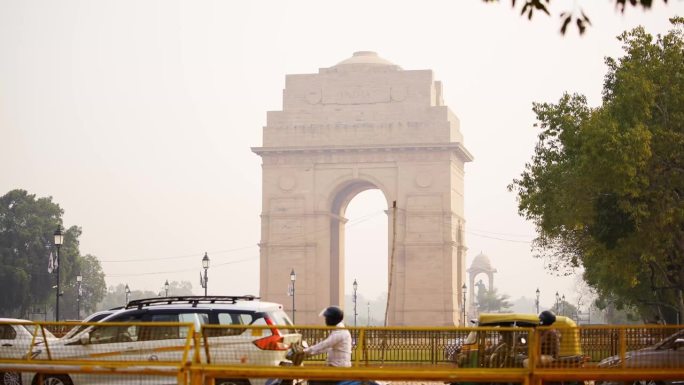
[266,341,308,385]
[265,342,380,385]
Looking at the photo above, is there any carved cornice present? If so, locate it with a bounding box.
[252,143,474,162]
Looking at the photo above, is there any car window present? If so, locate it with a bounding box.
[0,325,16,340]
[267,310,293,327]
[90,324,136,344]
[89,314,141,344]
[208,311,255,336]
[64,313,112,339]
[218,312,254,325]
[139,314,180,341]
[149,314,179,322]
[247,310,294,336]
[138,312,200,341]
[178,313,200,338]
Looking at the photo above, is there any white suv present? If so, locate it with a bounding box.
[1,318,58,385]
[26,296,301,385]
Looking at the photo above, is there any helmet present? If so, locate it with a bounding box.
[539,310,557,326]
[320,306,344,326]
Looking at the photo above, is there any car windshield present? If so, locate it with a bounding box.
[21,324,56,339]
[62,312,115,339]
[654,329,684,350]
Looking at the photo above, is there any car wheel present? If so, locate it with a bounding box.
[31,374,73,385]
[633,381,663,385]
[215,379,250,385]
[1,371,21,385]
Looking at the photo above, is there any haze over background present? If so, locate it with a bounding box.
[1,1,682,314]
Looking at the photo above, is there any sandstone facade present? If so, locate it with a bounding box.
[253,52,472,326]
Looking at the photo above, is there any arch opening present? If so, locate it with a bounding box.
[342,189,388,326]
[329,180,389,320]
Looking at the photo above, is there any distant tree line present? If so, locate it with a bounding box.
[0,189,197,319]
[97,281,194,311]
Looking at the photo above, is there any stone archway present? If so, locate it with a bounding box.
[252,51,473,326]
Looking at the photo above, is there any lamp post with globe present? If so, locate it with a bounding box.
[53,227,63,321]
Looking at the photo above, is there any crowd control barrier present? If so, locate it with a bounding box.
[0,321,681,385]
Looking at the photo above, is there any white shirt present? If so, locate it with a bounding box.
[304,322,352,367]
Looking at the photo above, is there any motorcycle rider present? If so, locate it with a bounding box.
[268,307,352,385]
[523,310,561,368]
[538,310,561,364]
[304,306,352,367]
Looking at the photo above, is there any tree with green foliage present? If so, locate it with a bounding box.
[555,299,578,319]
[60,253,107,319]
[476,282,513,313]
[509,19,684,323]
[0,189,107,318]
[96,281,194,312]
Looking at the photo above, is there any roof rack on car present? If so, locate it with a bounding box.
[125,295,260,310]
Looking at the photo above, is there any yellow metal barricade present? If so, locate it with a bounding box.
[1,321,683,385]
[0,320,194,385]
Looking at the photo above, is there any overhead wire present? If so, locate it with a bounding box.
[100,209,385,264]
[100,245,256,263]
[106,255,259,277]
[466,227,535,238]
[104,208,532,279]
[105,209,386,278]
[466,230,533,243]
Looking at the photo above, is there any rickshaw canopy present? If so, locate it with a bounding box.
[476,313,582,356]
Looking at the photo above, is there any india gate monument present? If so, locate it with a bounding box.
[252,51,473,326]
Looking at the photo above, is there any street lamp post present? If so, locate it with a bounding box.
[164,280,169,297]
[53,227,63,321]
[462,283,467,326]
[76,275,82,320]
[290,269,296,324]
[561,294,566,316]
[367,302,370,326]
[535,288,540,314]
[353,279,358,327]
[201,253,210,296]
[124,284,131,305]
[576,298,582,323]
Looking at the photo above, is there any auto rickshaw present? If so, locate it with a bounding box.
[455,313,584,369]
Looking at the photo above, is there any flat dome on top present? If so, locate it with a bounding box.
[334,51,396,67]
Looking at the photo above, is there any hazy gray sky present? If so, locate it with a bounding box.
[1,1,682,313]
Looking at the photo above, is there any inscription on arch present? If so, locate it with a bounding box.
[322,86,390,104]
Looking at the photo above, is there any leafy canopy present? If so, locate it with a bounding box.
[475,280,513,313]
[0,189,107,319]
[509,18,684,323]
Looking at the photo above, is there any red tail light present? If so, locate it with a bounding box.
[253,334,288,350]
[253,316,288,351]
